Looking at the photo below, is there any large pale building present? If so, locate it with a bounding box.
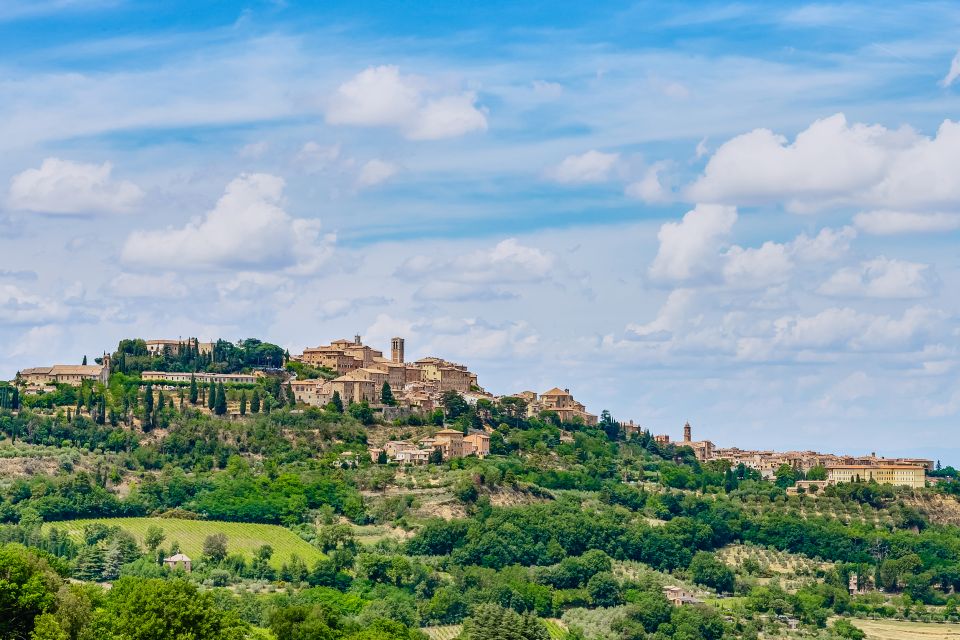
[827,464,926,489]
[141,371,257,384]
[145,338,214,357]
[19,356,111,389]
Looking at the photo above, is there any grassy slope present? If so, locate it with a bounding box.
[46,517,324,568]
[852,619,960,639]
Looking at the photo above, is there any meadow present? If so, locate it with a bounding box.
[852,619,960,639]
[45,517,325,568]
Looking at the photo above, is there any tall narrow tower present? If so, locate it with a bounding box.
[683,422,691,443]
[391,337,405,363]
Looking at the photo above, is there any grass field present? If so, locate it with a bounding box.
[421,625,461,640]
[852,619,960,639]
[47,517,325,568]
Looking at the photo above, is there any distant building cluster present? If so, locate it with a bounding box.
[16,354,111,393]
[369,429,491,464]
[145,338,214,357]
[654,422,932,489]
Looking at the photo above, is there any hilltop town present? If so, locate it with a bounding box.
[3,334,937,489]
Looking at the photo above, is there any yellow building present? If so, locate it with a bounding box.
[535,387,598,425]
[826,464,926,489]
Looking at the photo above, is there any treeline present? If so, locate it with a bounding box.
[110,337,286,376]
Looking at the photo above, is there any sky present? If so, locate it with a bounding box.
[2,0,960,462]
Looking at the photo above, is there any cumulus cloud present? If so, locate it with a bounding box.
[326,65,487,140]
[688,114,960,213]
[769,306,941,353]
[317,296,391,320]
[626,162,671,203]
[941,50,960,88]
[8,157,143,215]
[626,289,698,340]
[413,282,517,303]
[723,242,793,289]
[294,142,342,172]
[648,204,737,283]
[853,210,960,235]
[818,257,937,299]
[398,238,555,285]
[356,159,399,189]
[547,150,619,184]
[121,173,334,274]
[789,226,857,261]
[0,284,70,325]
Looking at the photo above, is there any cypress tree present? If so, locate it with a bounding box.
[331,391,344,414]
[144,383,154,414]
[157,391,165,412]
[82,355,87,365]
[250,390,261,413]
[239,391,247,416]
[286,382,295,406]
[381,382,396,406]
[214,382,227,415]
[207,382,216,410]
[189,374,198,404]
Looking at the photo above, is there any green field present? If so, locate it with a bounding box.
[46,517,325,568]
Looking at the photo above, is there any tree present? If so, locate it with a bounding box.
[286,382,295,406]
[349,401,375,425]
[806,465,828,481]
[774,463,799,488]
[689,551,735,594]
[189,374,198,405]
[214,383,227,416]
[330,391,344,414]
[88,578,247,640]
[441,390,468,420]
[587,571,623,607]
[0,544,63,640]
[830,619,866,639]
[377,449,388,464]
[461,603,548,640]
[381,382,396,406]
[250,389,261,413]
[30,614,67,640]
[239,391,247,416]
[82,355,87,366]
[207,383,216,410]
[144,526,165,555]
[428,447,443,464]
[203,533,228,563]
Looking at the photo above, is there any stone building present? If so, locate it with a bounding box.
[19,354,111,389]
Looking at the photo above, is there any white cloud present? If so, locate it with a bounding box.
[853,210,960,235]
[547,150,619,184]
[317,296,390,320]
[0,284,70,325]
[688,114,960,213]
[723,241,793,289]
[770,306,941,353]
[108,272,188,299]
[818,257,937,299]
[398,238,555,285]
[531,80,563,99]
[326,65,487,140]
[626,162,671,203]
[789,226,857,261]
[8,157,143,215]
[365,313,538,361]
[121,173,334,274]
[940,50,960,88]
[626,289,698,339]
[356,159,399,189]
[648,204,737,283]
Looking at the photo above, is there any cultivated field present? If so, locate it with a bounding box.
[46,517,325,567]
[852,619,960,639]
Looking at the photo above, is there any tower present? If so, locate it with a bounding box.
[683,421,691,443]
[391,337,405,363]
[354,334,362,345]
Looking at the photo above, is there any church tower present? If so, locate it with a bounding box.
[391,337,405,363]
[683,422,691,443]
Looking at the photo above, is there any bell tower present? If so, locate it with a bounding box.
[391,337,405,363]
[683,422,691,443]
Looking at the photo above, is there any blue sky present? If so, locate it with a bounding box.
[2,1,960,461]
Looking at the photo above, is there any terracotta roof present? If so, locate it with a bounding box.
[164,553,191,562]
[540,387,570,396]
